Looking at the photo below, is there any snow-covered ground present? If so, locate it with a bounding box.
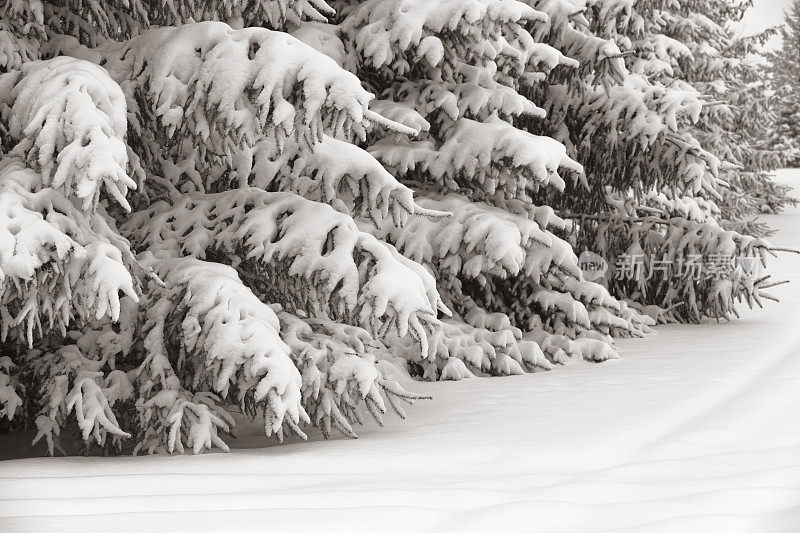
[2,171,800,532]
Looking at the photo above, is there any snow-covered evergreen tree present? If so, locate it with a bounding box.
[0,0,787,454]
[535,0,792,323]
[659,1,795,229]
[716,27,797,231]
[767,0,800,167]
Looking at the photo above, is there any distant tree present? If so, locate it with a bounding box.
[545,0,791,323]
[767,0,800,167]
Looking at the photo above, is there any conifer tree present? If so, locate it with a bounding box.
[767,0,800,167]
[535,0,791,323]
[660,1,795,230]
[0,0,787,454]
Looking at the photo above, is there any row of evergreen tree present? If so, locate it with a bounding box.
[0,0,795,454]
[766,0,800,166]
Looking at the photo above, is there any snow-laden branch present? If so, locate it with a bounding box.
[149,0,336,29]
[0,356,23,422]
[125,189,450,358]
[0,160,139,347]
[370,115,584,201]
[245,135,450,227]
[30,345,133,456]
[343,0,547,72]
[1,57,133,212]
[96,22,409,157]
[136,257,307,451]
[436,314,552,379]
[390,78,547,126]
[136,295,235,455]
[0,58,139,346]
[366,191,574,282]
[277,310,427,438]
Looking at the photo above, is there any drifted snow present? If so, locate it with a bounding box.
[1,172,799,531]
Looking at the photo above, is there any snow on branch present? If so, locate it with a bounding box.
[363,190,651,371]
[628,33,694,78]
[390,79,547,128]
[418,290,631,380]
[529,0,627,82]
[0,160,139,347]
[135,294,234,455]
[101,21,408,160]
[436,313,552,380]
[0,356,23,422]
[366,99,431,134]
[150,0,336,29]
[30,345,133,456]
[125,189,450,359]
[343,0,547,72]
[1,57,133,212]
[247,134,450,227]
[366,191,575,283]
[370,115,583,201]
[277,310,427,437]
[3,0,337,44]
[500,272,652,337]
[137,257,307,449]
[0,22,39,73]
[541,74,717,196]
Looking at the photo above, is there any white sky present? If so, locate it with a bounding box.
[742,0,793,49]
